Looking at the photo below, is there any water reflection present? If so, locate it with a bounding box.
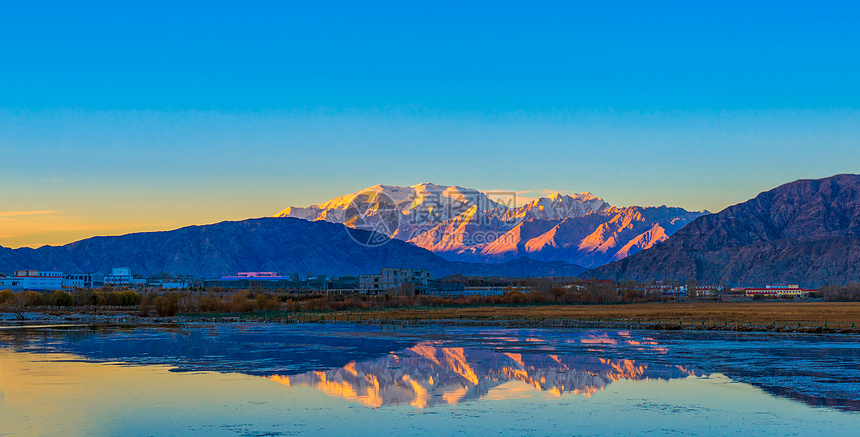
[3,347,858,437]
[1,323,858,412]
[267,343,700,408]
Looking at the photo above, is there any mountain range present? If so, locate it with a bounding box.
[272,344,698,408]
[277,183,705,268]
[6,175,858,284]
[0,218,585,278]
[585,174,860,286]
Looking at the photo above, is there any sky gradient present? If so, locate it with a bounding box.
[2,1,859,248]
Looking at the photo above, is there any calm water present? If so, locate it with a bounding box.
[1,322,859,436]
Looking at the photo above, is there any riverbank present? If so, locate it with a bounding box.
[353,317,860,334]
[3,301,860,334]
[352,301,860,325]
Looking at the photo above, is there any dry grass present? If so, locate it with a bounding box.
[331,302,860,325]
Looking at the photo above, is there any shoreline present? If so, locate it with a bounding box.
[2,311,859,335]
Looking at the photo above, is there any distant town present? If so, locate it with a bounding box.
[0,266,822,300]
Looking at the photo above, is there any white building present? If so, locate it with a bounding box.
[1,270,65,291]
[103,267,146,286]
[0,275,21,290]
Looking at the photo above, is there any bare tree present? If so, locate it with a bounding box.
[0,292,26,320]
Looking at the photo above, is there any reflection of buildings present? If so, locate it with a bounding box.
[266,343,699,408]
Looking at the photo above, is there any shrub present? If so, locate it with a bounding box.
[820,284,860,302]
[229,292,256,312]
[91,291,108,306]
[51,290,74,307]
[72,288,91,307]
[501,291,528,304]
[139,296,152,317]
[118,290,141,306]
[21,291,45,307]
[255,293,281,311]
[0,289,13,303]
[182,293,229,313]
[154,294,180,316]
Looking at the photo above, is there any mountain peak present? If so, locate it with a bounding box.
[276,183,702,268]
[409,182,450,192]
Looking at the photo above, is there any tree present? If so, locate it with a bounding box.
[51,290,74,307]
[0,291,25,320]
[154,294,180,316]
[686,279,699,299]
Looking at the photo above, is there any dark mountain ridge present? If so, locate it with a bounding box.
[0,217,585,279]
[584,174,860,286]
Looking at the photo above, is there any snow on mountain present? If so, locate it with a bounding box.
[503,192,610,221]
[273,343,698,408]
[470,206,701,268]
[405,205,484,253]
[276,184,705,268]
[482,219,562,256]
[277,183,506,225]
[613,223,669,261]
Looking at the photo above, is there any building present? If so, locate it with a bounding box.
[428,280,466,295]
[145,278,190,289]
[215,272,292,290]
[62,272,105,289]
[330,276,359,291]
[742,284,816,298]
[428,281,519,296]
[690,285,723,298]
[359,268,431,295]
[236,272,282,278]
[0,274,21,290]
[645,285,685,296]
[304,275,328,290]
[5,270,64,291]
[212,272,332,292]
[103,267,146,286]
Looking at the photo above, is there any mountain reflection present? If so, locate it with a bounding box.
[266,343,699,408]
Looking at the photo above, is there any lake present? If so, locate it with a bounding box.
[1,322,858,436]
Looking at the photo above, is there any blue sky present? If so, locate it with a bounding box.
[1,1,859,247]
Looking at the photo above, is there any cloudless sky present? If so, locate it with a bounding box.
[1,1,859,247]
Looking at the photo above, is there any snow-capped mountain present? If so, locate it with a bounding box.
[270,343,698,408]
[278,183,506,224]
[276,183,705,268]
[481,206,701,267]
[503,192,610,221]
